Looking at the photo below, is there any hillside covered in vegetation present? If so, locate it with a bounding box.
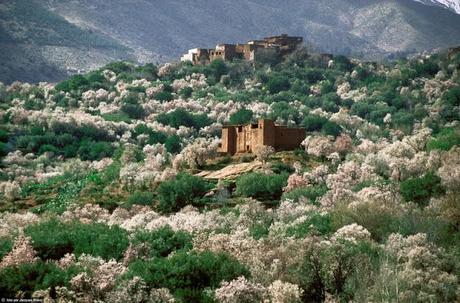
[0,49,459,302]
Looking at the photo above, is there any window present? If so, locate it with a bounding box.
[238,126,243,132]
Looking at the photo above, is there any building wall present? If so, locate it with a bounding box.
[274,127,306,150]
[219,119,305,155]
[219,126,237,154]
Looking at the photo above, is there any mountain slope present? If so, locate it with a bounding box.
[414,0,460,14]
[44,0,460,58]
[0,0,134,84]
[2,0,460,83]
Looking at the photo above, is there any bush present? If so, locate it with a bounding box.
[235,172,288,200]
[229,108,253,125]
[0,262,80,298]
[131,226,192,258]
[442,87,460,106]
[322,121,342,137]
[281,185,328,204]
[179,87,193,98]
[299,240,379,302]
[105,61,134,74]
[269,101,299,123]
[25,219,129,260]
[391,111,414,133]
[301,114,328,132]
[126,190,154,207]
[55,74,89,93]
[153,90,174,102]
[0,237,12,260]
[271,162,295,174]
[0,142,9,157]
[267,74,290,94]
[286,212,333,238]
[400,172,445,207]
[78,140,113,161]
[156,109,211,130]
[124,250,249,302]
[156,173,212,213]
[133,124,167,145]
[165,135,182,153]
[209,59,228,82]
[333,55,354,72]
[427,128,460,151]
[120,96,146,119]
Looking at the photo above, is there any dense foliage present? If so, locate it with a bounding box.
[0,47,459,302]
[156,173,212,213]
[25,219,129,260]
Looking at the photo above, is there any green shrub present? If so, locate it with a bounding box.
[179,87,193,98]
[209,59,228,82]
[126,190,154,207]
[77,140,113,161]
[229,108,253,125]
[271,162,295,174]
[322,120,342,137]
[0,262,80,297]
[105,61,134,74]
[121,101,145,120]
[413,59,440,77]
[267,74,290,94]
[281,185,328,204]
[269,101,299,123]
[0,142,9,157]
[286,212,333,238]
[133,124,167,145]
[333,55,354,71]
[400,172,445,207]
[124,250,249,302]
[442,87,460,106]
[25,219,129,260]
[165,135,182,153]
[153,90,174,102]
[102,111,131,123]
[427,128,460,151]
[301,114,328,132]
[156,108,211,130]
[55,74,89,93]
[0,238,12,260]
[299,240,380,302]
[131,226,192,258]
[156,173,212,213]
[235,172,288,200]
[249,217,274,240]
[392,111,414,133]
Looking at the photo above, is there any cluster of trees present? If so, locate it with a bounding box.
[14,123,116,160]
[156,108,211,130]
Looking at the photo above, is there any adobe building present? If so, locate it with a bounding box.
[181,34,303,65]
[218,119,306,155]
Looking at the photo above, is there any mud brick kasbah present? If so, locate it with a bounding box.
[218,119,306,155]
[181,34,303,65]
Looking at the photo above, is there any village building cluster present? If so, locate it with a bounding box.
[181,34,303,65]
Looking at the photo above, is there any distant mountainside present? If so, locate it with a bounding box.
[0,0,134,84]
[414,0,460,14]
[2,0,460,84]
